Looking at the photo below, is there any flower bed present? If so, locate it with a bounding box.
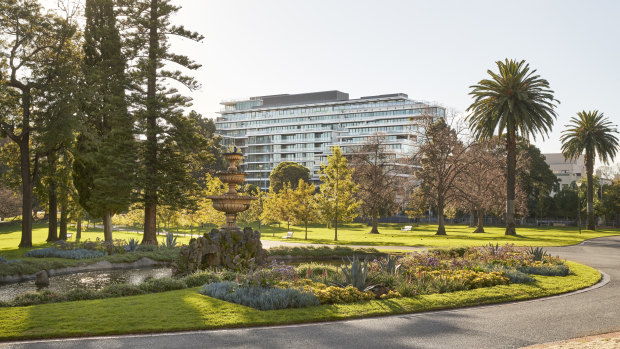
[200,244,571,310]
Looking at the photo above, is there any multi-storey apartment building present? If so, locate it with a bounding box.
[215,90,445,190]
[543,153,585,190]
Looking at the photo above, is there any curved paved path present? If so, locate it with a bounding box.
[2,237,619,349]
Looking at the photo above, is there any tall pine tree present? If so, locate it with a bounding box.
[73,0,136,242]
[120,0,206,244]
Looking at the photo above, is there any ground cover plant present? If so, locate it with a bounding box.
[0,260,600,340]
[198,244,574,311]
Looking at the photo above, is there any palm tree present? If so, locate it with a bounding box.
[561,111,619,230]
[467,59,558,235]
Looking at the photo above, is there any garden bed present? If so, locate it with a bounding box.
[0,260,600,340]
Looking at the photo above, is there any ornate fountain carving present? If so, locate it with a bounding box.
[206,151,256,233]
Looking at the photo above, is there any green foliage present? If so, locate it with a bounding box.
[269,162,311,193]
[24,248,105,259]
[316,146,361,240]
[340,255,372,291]
[527,246,548,261]
[138,277,187,293]
[517,264,570,276]
[181,270,228,288]
[467,59,559,235]
[100,284,146,298]
[378,255,401,275]
[161,232,178,248]
[266,245,381,258]
[125,238,140,252]
[200,281,320,310]
[481,265,535,284]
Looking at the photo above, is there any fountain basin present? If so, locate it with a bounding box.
[206,195,256,214]
[218,172,246,186]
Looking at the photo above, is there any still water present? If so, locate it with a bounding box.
[0,267,172,302]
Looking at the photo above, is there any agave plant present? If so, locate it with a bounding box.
[487,242,500,256]
[125,238,140,252]
[340,255,373,291]
[527,246,548,261]
[161,232,178,248]
[378,255,401,275]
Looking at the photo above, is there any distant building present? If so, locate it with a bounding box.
[215,90,444,190]
[543,153,585,190]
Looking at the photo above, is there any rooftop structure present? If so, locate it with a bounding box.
[215,90,444,190]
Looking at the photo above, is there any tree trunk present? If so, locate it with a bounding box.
[19,138,33,248]
[505,129,517,235]
[47,179,58,242]
[76,219,82,241]
[369,212,379,234]
[334,218,338,241]
[469,209,475,227]
[142,0,160,246]
[305,221,308,240]
[59,203,68,240]
[585,152,595,230]
[473,209,485,233]
[436,201,446,235]
[103,211,113,242]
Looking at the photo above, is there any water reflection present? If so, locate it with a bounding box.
[0,267,172,302]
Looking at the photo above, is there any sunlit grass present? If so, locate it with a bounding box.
[0,261,600,340]
[257,222,619,247]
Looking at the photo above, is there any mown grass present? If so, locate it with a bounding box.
[0,261,599,340]
[257,222,619,248]
[0,223,180,276]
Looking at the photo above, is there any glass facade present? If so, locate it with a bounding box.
[215,91,444,190]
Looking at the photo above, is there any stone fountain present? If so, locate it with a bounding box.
[174,150,265,275]
[206,151,256,233]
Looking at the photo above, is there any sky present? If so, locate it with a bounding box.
[173,1,619,162]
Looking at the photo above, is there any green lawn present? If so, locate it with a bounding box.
[1,222,618,257]
[0,223,195,259]
[257,222,620,248]
[0,261,600,340]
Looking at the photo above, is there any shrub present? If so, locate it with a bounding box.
[200,281,320,310]
[182,270,224,287]
[518,264,570,276]
[12,290,65,306]
[138,277,187,293]
[0,256,8,264]
[136,244,158,252]
[267,245,381,258]
[100,283,146,298]
[294,263,340,281]
[482,265,535,284]
[65,288,100,301]
[24,248,105,259]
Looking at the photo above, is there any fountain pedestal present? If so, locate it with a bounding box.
[206,152,256,233]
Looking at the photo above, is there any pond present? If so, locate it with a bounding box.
[0,267,172,302]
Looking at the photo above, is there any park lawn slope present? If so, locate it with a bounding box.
[0,261,600,341]
[259,223,619,247]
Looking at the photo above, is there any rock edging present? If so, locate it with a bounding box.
[0,257,170,284]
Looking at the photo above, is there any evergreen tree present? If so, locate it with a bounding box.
[73,0,136,242]
[316,146,360,241]
[119,0,206,244]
